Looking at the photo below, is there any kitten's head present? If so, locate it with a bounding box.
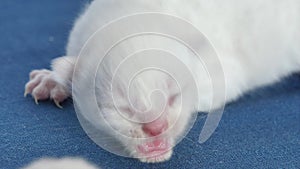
[99,71,196,163]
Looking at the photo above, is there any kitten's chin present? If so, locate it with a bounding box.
[138,149,173,163]
[135,138,173,163]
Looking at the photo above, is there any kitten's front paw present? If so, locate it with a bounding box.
[24,69,70,108]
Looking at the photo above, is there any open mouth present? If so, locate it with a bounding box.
[137,138,171,157]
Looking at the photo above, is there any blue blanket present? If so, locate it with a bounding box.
[0,1,299,168]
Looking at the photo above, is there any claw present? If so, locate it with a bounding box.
[24,90,28,97]
[34,97,39,105]
[54,100,63,109]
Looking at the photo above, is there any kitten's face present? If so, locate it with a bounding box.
[107,105,191,162]
[104,84,193,163]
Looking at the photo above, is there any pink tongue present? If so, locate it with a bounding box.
[153,139,163,147]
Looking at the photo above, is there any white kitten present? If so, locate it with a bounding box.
[25,0,300,163]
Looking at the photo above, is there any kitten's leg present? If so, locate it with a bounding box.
[24,56,75,108]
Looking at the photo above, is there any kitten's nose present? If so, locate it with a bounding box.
[142,116,168,136]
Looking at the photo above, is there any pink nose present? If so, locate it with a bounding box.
[142,116,168,136]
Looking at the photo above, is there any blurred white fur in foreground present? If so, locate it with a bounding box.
[21,157,99,169]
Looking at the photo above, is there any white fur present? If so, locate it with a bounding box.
[27,0,300,163]
[21,158,99,169]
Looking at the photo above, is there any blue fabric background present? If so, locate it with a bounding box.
[0,1,299,169]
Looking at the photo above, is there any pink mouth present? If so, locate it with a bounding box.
[137,138,170,157]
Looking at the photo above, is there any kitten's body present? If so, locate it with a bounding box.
[25,0,300,163]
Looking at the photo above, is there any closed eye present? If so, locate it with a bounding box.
[168,93,180,107]
[117,106,135,117]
